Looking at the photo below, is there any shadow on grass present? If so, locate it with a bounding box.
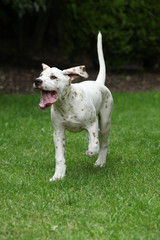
[46,152,124,185]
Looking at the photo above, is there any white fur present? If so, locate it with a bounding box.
[34,32,113,181]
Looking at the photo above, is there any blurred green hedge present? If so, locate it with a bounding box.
[1,0,160,70]
[57,0,160,70]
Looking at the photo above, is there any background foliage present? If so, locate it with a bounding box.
[1,0,46,18]
[0,0,160,70]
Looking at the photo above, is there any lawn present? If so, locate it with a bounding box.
[0,92,160,240]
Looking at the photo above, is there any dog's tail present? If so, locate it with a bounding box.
[96,31,106,85]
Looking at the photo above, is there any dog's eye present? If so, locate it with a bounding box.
[50,75,57,80]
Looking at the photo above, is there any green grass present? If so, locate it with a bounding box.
[0,92,160,240]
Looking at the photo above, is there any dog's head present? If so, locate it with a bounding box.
[33,63,88,110]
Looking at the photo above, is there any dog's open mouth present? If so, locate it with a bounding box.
[39,90,58,110]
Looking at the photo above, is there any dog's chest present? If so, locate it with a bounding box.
[51,100,96,132]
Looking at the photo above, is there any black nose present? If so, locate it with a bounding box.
[34,78,42,87]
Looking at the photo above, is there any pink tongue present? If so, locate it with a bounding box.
[39,91,58,109]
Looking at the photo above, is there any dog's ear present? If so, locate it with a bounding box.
[63,66,89,81]
[42,63,50,71]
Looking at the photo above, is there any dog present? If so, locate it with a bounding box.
[33,32,113,181]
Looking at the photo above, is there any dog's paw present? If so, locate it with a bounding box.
[94,159,105,167]
[85,149,99,158]
[49,173,65,182]
[49,165,66,182]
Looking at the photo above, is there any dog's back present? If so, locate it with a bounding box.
[71,31,111,113]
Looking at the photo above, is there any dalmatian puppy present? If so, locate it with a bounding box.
[33,32,113,181]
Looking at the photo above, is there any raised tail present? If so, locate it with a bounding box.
[96,32,106,85]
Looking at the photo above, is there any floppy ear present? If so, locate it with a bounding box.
[42,63,50,71]
[63,66,89,81]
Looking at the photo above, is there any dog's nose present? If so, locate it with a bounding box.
[34,78,42,87]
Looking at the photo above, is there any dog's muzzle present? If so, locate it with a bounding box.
[33,78,58,110]
[34,78,42,88]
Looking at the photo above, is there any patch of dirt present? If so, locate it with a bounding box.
[0,67,160,94]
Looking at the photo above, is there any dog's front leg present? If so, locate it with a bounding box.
[85,119,99,158]
[50,129,66,181]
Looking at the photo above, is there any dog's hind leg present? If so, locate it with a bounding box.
[94,94,113,167]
